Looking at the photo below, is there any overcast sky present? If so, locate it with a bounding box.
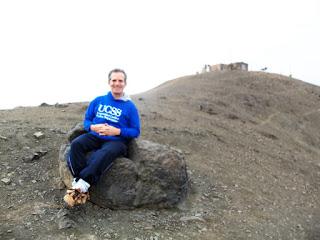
[0,0,319,109]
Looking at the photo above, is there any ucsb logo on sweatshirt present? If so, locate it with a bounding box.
[96,104,122,122]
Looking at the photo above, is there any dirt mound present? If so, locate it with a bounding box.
[1,71,320,239]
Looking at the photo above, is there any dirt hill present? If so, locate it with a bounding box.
[1,70,320,239]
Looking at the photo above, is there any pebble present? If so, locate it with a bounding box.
[104,233,111,238]
[1,178,11,184]
[144,225,154,230]
[33,132,45,139]
[56,209,75,229]
[58,218,74,230]
[56,209,68,218]
[180,216,206,222]
[0,135,8,140]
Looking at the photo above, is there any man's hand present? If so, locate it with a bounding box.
[90,124,105,133]
[90,123,120,136]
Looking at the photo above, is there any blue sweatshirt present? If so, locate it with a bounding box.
[83,92,140,142]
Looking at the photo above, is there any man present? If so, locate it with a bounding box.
[64,68,140,207]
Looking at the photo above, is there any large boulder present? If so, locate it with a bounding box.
[58,124,189,209]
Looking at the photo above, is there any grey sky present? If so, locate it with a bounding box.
[0,0,319,109]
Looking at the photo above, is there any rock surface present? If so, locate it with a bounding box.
[59,126,188,209]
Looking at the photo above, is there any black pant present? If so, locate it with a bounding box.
[68,133,127,185]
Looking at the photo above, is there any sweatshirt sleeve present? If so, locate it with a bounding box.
[83,99,97,132]
[120,103,140,138]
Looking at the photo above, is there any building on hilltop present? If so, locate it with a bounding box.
[201,62,248,73]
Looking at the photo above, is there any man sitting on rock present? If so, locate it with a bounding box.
[64,68,140,207]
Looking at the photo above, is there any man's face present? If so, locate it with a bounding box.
[109,72,126,96]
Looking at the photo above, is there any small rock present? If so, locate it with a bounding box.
[22,155,34,163]
[58,218,74,229]
[1,178,11,184]
[56,209,75,229]
[56,209,68,218]
[104,233,111,238]
[144,225,154,230]
[296,224,303,230]
[33,132,45,139]
[39,102,51,107]
[0,135,8,140]
[32,149,48,160]
[180,216,206,222]
[56,180,66,190]
[55,103,68,108]
[23,149,48,162]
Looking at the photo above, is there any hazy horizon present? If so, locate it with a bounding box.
[1,68,318,110]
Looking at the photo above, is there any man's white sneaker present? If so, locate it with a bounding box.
[72,178,90,193]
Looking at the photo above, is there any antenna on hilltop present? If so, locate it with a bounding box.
[289,64,292,78]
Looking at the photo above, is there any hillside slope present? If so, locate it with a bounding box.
[139,70,320,238]
[1,71,320,239]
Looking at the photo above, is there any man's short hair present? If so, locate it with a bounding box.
[108,68,127,83]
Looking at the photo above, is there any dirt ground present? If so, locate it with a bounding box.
[1,71,320,240]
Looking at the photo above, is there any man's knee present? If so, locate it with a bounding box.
[70,135,86,152]
[71,137,80,148]
[102,142,127,156]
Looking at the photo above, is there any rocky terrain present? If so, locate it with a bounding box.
[1,70,320,239]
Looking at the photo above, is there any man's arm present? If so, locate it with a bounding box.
[119,104,140,138]
[83,99,97,132]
